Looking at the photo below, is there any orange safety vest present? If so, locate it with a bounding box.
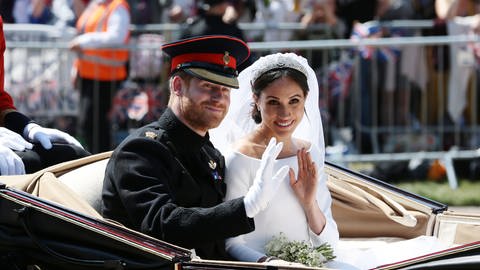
[75,0,130,81]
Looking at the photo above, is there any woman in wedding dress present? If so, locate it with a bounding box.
[211,52,340,264]
[210,53,450,270]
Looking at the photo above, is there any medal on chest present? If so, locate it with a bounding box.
[202,148,223,182]
[209,159,223,181]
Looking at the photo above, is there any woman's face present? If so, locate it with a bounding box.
[255,76,306,140]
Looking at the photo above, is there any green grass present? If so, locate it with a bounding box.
[396,179,480,206]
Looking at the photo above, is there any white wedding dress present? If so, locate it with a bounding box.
[333,235,452,270]
[223,143,340,262]
[210,53,452,270]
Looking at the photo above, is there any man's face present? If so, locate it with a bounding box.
[179,76,231,134]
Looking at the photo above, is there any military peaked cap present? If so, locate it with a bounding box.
[161,35,250,88]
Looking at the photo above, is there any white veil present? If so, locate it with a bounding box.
[210,52,324,155]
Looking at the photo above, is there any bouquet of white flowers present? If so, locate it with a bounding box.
[264,232,335,267]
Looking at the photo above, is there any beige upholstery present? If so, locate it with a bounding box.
[0,152,112,218]
[58,158,109,213]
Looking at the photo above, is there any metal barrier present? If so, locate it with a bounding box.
[3,24,78,130]
[3,22,480,185]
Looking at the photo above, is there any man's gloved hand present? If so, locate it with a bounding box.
[24,123,83,150]
[0,127,31,175]
[243,137,289,218]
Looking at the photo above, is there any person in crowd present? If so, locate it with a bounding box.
[180,0,244,39]
[11,0,84,25]
[210,53,339,263]
[0,0,15,23]
[102,35,290,260]
[294,0,347,70]
[162,0,197,23]
[69,0,130,153]
[127,0,163,24]
[250,0,303,42]
[28,0,54,24]
[435,0,480,179]
[0,15,89,175]
[436,0,480,22]
[180,0,253,70]
[72,0,91,19]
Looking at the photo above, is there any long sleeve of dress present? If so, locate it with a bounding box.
[224,144,339,261]
[224,150,264,261]
[308,170,339,249]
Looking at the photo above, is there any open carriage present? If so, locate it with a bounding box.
[1,152,479,269]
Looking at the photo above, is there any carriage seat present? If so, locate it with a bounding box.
[58,158,109,213]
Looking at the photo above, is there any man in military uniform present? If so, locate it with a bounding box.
[102,35,289,260]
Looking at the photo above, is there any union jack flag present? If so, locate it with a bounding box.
[350,21,402,62]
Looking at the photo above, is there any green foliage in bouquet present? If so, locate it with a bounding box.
[264,232,335,267]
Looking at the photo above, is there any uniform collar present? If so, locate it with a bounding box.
[159,108,210,152]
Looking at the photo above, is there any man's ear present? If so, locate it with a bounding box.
[171,75,183,96]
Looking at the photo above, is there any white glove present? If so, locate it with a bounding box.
[0,127,31,175]
[24,123,83,150]
[243,137,289,218]
[0,127,33,151]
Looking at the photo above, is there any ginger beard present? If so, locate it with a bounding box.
[180,82,230,132]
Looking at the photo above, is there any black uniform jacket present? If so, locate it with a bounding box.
[102,108,255,260]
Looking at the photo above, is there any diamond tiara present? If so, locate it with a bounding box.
[250,53,308,84]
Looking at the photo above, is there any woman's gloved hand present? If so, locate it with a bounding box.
[243,137,289,218]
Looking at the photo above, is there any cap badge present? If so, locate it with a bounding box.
[145,131,157,139]
[223,51,230,65]
[208,159,217,170]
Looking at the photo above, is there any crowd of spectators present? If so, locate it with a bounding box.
[0,0,479,179]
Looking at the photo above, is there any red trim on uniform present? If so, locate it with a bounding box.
[170,53,237,72]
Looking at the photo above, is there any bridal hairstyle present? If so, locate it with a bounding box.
[250,66,310,124]
[210,53,324,153]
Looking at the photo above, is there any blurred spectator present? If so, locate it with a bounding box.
[12,0,86,26]
[72,0,90,19]
[347,0,415,153]
[50,0,83,26]
[180,0,252,70]
[336,0,377,38]
[163,0,197,23]
[435,0,480,125]
[181,0,244,38]
[29,0,54,24]
[411,0,436,20]
[376,0,415,21]
[0,15,90,175]
[294,0,346,69]
[0,0,15,23]
[436,0,480,20]
[13,0,31,23]
[69,0,131,153]
[435,0,480,178]
[233,0,256,24]
[251,0,303,42]
[128,0,164,24]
